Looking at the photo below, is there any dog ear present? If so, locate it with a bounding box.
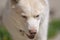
[11,0,19,8]
[11,0,19,5]
[40,0,48,6]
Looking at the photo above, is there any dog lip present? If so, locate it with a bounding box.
[26,34,35,39]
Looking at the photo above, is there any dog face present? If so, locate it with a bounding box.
[21,12,41,32]
[11,0,47,39]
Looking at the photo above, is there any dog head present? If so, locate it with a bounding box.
[11,0,47,39]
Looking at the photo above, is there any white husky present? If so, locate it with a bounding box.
[4,0,49,40]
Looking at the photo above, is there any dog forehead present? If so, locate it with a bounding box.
[18,0,45,14]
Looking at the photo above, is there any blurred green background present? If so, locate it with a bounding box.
[0,25,12,40]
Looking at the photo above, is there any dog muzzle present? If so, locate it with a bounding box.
[19,29,36,39]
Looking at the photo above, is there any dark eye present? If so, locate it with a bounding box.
[36,15,39,17]
[22,16,27,19]
[34,15,39,18]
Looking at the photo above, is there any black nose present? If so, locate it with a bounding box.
[29,30,36,34]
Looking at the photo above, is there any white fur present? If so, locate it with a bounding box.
[11,0,49,40]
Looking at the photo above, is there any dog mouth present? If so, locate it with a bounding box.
[19,29,36,39]
[26,33,35,39]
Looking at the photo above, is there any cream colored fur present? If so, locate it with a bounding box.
[3,0,49,40]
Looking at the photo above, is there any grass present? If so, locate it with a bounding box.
[48,19,60,38]
[0,19,60,40]
[0,25,12,40]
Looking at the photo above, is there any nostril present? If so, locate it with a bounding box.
[29,30,36,34]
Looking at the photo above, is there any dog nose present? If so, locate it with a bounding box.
[29,30,36,34]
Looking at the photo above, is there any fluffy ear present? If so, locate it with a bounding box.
[40,0,48,6]
[11,0,19,5]
[11,0,19,8]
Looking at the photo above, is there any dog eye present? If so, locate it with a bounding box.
[36,15,39,17]
[34,15,39,18]
[22,16,27,19]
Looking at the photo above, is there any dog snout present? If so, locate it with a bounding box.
[29,30,37,35]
